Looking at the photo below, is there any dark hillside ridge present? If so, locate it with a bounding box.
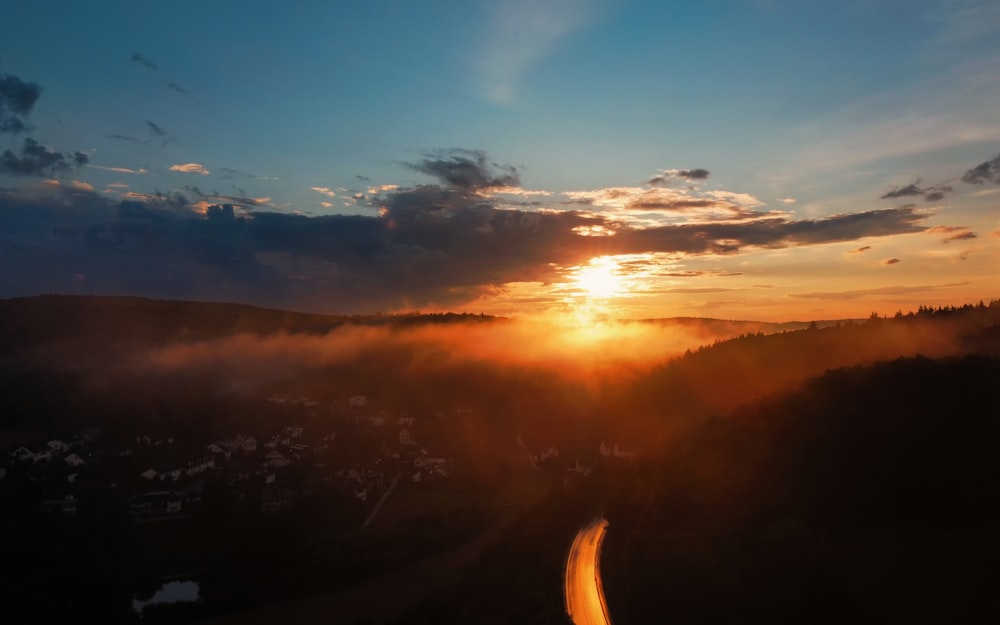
[0,295,498,353]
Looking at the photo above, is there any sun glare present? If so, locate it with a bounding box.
[574,257,623,299]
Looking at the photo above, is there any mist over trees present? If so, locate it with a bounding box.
[1,295,998,623]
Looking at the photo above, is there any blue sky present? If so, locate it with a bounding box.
[1,0,999,319]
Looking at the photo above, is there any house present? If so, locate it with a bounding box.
[14,443,53,463]
[600,441,635,460]
[263,450,290,468]
[414,457,447,469]
[41,494,78,515]
[349,395,368,408]
[284,426,304,439]
[399,428,415,446]
[397,416,415,427]
[234,434,257,452]
[206,441,235,459]
[184,456,216,477]
[63,452,87,467]
[140,468,160,480]
[47,440,71,454]
[129,491,183,517]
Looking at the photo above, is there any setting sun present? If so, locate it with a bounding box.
[574,257,623,299]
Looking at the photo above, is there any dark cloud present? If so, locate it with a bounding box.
[927,225,977,243]
[847,245,871,254]
[0,138,88,176]
[0,73,42,134]
[166,82,191,96]
[106,133,148,144]
[962,154,1000,184]
[880,182,924,199]
[677,168,710,180]
[130,53,158,70]
[406,149,519,191]
[648,168,711,186]
[880,180,952,202]
[0,152,934,311]
[145,120,166,137]
[883,258,900,265]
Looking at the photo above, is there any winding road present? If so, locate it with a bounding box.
[564,517,613,625]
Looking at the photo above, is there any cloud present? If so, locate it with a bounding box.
[883,258,901,265]
[88,164,148,175]
[310,186,337,198]
[130,53,158,70]
[647,168,711,186]
[847,245,871,254]
[791,283,968,300]
[166,82,191,97]
[880,181,923,199]
[218,167,276,181]
[0,138,88,177]
[106,133,147,145]
[962,154,1000,184]
[778,197,797,204]
[475,0,594,104]
[677,168,710,180]
[927,225,977,242]
[880,179,953,202]
[405,149,519,190]
[145,120,166,137]
[0,73,42,134]
[170,163,210,175]
[0,151,936,312]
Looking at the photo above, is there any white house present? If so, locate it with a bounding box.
[64,453,87,467]
[349,395,368,408]
[399,428,415,446]
[47,440,71,454]
[263,450,290,468]
[184,457,216,477]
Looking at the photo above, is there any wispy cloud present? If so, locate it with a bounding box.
[927,225,977,242]
[130,52,158,70]
[310,186,337,198]
[170,163,210,175]
[88,164,148,175]
[791,283,969,300]
[474,0,596,104]
[166,82,192,97]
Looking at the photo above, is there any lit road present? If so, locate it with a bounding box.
[564,517,613,625]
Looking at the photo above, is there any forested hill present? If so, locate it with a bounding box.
[627,300,1000,422]
[602,354,1000,625]
[0,295,497,354]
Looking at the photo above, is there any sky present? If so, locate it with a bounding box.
[1,0,999,321]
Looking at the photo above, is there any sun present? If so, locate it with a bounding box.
[574,257,623,299]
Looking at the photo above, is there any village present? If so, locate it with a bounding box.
[0,392,635,527]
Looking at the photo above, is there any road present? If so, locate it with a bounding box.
[564,517,613,625]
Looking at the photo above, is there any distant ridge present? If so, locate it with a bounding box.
[0,295,498,354]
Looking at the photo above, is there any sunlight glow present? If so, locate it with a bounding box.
[574,257,623,299]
